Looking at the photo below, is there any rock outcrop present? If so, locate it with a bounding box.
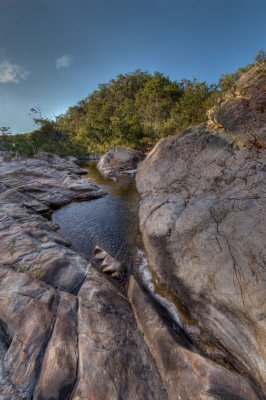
[0,155,167,399]
[0,265,167,400]
[136,62,266,394]
[0,152,104,210]
[0,154,105,292]
[97,146,146,177]
[128,276,260,399]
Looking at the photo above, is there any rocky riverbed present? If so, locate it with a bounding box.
[0,62,265,400]
[0,153,167,399]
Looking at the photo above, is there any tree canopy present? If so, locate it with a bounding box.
[56,70,215,152]
[2,51,265,156]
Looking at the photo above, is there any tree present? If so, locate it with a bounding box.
[0,127,12,150]
[170,80,211,132]
[29,107,56,132]
[0,126,12,137]
[16,57,258,155]
[255,49,266,64]
[136,73,182,140]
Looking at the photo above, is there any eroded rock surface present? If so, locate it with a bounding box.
[0,152,104,209]
[0,265,167,400]
[0,156,167,399]
[72,266,167,400]
[128,276,261,400]
[136,63,266,393]
[0,154,105,292]
[93,246,125,279]
[97,146,146,177]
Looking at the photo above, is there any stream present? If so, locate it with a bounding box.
[53,162,184,329]
[52,162,141,273]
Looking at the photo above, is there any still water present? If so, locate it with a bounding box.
[52,163,141,271]
[53,163,184,328]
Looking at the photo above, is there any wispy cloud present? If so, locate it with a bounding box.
[56,54,72,69]
[0,60,30,84]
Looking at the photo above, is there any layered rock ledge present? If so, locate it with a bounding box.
[0,153,105,291]
[136,62,266,394]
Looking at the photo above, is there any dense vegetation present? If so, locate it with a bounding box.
[1,50,265,157]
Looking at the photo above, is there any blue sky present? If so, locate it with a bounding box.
[0,0,265,133]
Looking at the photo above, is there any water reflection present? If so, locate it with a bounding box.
[52,163,140,271]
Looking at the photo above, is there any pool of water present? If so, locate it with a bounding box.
[52,163,141,272]
[53,162,185,331]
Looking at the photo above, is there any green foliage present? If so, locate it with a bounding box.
[59,70,152,151]
[135,72,182,140]
[4,107,89,157]
[55,71,214,151]
[255,48,266,64]
[170,80,212,131]
[218,62,254,92]
[5,54,261,156]
[0,126,12,151]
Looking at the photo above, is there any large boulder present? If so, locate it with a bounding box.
[136,63,266,393]
[97,146,146,177]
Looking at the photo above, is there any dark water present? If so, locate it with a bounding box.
[52,163,185,330]
[52,163,141,271]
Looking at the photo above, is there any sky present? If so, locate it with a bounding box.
[0,0,265,133]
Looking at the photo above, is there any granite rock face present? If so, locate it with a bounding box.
[97,146,146,177]
[71,266,167,400]
[136,63,266,393]
[0,154,105,292]
[0,265,167,400]
[0,152,104,209]
[0,142,264,398]
[128,276,261,400]
[0,155,167,399]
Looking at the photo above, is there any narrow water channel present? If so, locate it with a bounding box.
[53,162,185,330]
[52,162,141,272]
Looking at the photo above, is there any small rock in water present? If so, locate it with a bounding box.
[94,251,108,260]
[93,246,123,279]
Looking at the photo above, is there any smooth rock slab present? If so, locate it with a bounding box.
[33,292,78,400]
[0,266,57,399]
[128,276,262,400]
[72,265,167,400]
[0,203,88,292]
[136,126,266,392]
[0,266,168,400]
[0,155,105,209]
